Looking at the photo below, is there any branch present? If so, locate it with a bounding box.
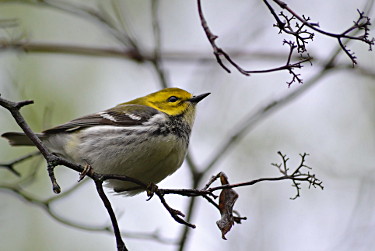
[197,0,311,85]
[0,41,144,60]
[0,39,314,63]
[0,181,175,245]
[196,0,247,75]
[95,179,127,251]
[0,151,40,176]
[246,40,312,86]
[264,0,374,65]
[159,152,322,240]
[155,189,196,229]
[0,94,128,250]
[1,0,143,60]
[196,0,373,85]
[159,153,323,200]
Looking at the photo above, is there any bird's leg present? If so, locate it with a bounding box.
[146,183,158,201]
[78,162,93,182]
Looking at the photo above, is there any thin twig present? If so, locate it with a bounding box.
[95,180,127,251]
[0,182,175,244]
[155,190,196,229]
[0,95,131,250]
[264,0,374,65]
[2,0,143,60]
[0,96,63,191]
[0,41,143,60]
[0,151,40,176]
[0,40,313,63]
[196,0,316,85]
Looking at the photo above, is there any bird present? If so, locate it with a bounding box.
[2,88,210,195]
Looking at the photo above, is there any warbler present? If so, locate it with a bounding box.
[2,88,210,195]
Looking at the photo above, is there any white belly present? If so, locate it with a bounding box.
[46,127,188,195]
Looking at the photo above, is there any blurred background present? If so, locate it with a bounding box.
[0,0,374,250]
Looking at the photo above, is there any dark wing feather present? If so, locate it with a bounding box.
[43,104,160,134]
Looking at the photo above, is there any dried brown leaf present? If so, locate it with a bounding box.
[216,173,239,240]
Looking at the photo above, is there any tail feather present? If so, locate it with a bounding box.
[1,132,41,146]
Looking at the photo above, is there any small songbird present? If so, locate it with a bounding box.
[2,88,210,195]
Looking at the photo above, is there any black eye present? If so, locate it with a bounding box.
[168,96,179,102]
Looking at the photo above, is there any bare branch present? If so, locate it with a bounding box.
[0,39,313,63]
[95,179,127,251]
[197,0,312,84]
[246,40,312,85]
[0,95,130,251]
[155,189,196,229]
[264,0,374,65]
[1,0,143,59]
[0,181,175,244]
[0,151,40,176]
[0,41,143,60]
[162,153,323,201]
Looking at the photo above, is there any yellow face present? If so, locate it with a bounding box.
[126,88,194,116]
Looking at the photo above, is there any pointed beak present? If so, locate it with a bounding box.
[189,93,210,104]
